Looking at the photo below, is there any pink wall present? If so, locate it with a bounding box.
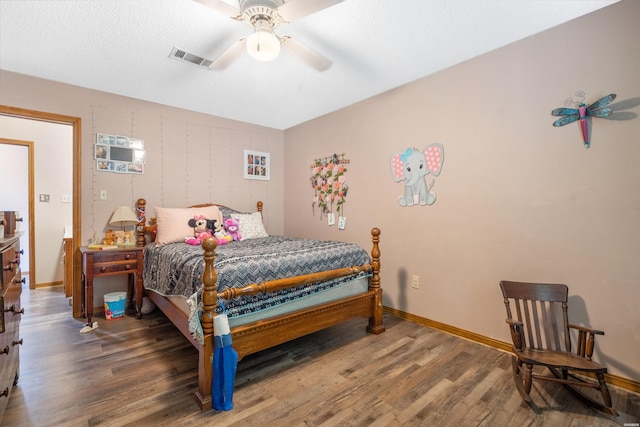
[284,0,640,381]
[0,72,285,241]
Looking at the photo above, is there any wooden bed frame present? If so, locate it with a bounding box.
[134,198,385,410]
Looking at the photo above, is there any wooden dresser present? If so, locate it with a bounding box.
[0,233,24,421]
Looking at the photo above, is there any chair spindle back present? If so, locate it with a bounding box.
[500,281,571,353]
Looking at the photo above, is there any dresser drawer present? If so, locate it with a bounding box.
[0,282,21,417]
[0,326,20,416]
[1,246,18,288]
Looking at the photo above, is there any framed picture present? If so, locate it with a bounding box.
[244,149,270,180]
[95,143,108,160]
[96,160,115,171]
[95,133,145,174]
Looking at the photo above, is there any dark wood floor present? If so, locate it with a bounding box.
[3,286,639,426]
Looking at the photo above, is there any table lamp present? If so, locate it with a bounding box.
[108,206,138,245]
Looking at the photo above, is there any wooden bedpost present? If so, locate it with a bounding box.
[135,198,147,247]
[196,236,218,409]
[200,236,218,335]
[367,227,385,334]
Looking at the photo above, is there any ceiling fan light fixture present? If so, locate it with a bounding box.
[246,18,281,62]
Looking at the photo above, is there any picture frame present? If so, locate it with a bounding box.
[244,149,270,180]
[95,133,145,174]
[113,230,135,245]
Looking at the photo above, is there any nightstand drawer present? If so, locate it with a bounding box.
[91,250,138,264]
[92,260,138,275]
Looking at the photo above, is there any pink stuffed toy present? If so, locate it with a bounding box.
[224,218,241,241]
[185,215,213,245]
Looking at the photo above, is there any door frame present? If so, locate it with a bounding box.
[0,138,34,288]
[0,105,82,316]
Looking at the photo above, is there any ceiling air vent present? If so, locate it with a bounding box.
[169,47,213,69]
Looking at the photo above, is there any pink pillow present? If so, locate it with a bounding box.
[154,206,223,244]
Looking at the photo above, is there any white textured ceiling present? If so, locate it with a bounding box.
[0,0,617,130]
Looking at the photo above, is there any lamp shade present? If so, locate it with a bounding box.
[246,19,280,62]
[109,206,139,229]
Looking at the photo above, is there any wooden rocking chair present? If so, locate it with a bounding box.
[499,280,618,416]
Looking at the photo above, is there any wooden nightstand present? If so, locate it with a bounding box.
[79,246,144,326]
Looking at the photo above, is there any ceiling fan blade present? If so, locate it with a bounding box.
[281,36,331,71]
[276,0,343,23]
[194,0,242,19]
[209,38,247,70]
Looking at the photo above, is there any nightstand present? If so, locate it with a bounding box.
[79,246,144,326]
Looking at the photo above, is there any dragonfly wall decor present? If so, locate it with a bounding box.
[551,93,616,148]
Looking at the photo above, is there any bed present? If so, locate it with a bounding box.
[134,198,385,410]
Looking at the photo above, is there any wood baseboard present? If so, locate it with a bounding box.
[384,306,640,394]
[34,280,63,288]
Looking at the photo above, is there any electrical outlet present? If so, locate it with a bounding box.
[99,189,107,200]
[411,275,420,289]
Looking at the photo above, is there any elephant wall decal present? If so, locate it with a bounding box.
[390,143,444,206]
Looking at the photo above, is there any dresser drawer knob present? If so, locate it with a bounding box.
[16,217,24,222]
[125,254,131,260]
[19,249,24,255]
[125,264,132,270]
[12,338,23,346]
[0,387,8,398]
[4,305,24,315]
[100,266,107,273]
[0,346,9,355]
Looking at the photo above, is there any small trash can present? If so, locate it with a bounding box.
[104,291,127,319]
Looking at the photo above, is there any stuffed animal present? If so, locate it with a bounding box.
[185,215,213,245]
[102,229,117,245]
[211,219,232,245]
[224,218,241,241]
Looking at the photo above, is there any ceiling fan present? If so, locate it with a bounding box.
[193,0,343,71]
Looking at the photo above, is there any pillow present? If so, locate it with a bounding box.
[230,212,269,240]
[154,205,223,244]
[218,206,244,219]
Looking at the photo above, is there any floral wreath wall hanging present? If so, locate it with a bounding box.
[310,153,349,228]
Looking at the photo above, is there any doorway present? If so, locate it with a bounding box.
[0,105,82,316]
[0,139,33,287]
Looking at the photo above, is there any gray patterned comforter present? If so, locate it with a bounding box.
[143,235,371,317]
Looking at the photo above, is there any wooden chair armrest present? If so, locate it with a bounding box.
[505,318,524,351]
[568,323,604,359]
[568,323,604,335]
